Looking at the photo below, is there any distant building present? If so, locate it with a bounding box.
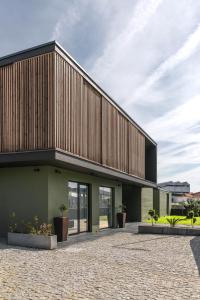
[191,192,200,200]
[158,181,190,203]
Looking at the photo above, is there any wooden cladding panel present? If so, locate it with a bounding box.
[0,50,146,179]
[102,99,128,173]
[54,53,145,178]
[0,53,55,152]
[129,123,145,178]
[55,54,101,163]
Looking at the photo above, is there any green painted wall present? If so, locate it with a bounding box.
[159,190,168,216]
[0,165,122,237]
[47,166,122,232]
[0,166,49,237]
[153,188,171,216]
[141,188,154,221]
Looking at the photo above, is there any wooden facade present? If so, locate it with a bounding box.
[0,44,156,180]
[0,53,55,152]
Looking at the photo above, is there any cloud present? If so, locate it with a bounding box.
[89,0,162,84]
[146,95,200,191]
[127,23,200,105]
[0,0,199,191]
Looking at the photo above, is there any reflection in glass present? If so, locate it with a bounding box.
[68,182,88,235]
[68,182,78,234]
[99,187,112,229]
[79,185,88,232]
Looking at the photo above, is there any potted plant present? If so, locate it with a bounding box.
[117,204,126,228]
[54,204,68,242]
[8,213,57,250]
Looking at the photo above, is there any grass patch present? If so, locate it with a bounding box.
[145,215,200,226]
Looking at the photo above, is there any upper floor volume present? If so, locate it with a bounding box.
[0,41,157,185]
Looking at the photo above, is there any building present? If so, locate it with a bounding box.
[0,41,168,237]
[158,181,190,203]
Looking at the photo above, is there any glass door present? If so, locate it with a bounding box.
[68,182,89,235]
[99,187,113,229]
[79,184,88,233]
[68,182,79,234]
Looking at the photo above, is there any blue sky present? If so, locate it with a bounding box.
[0,0,199,191]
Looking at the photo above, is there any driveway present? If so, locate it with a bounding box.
[0,223,200,300]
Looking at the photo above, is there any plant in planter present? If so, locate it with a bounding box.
[117,204,126,228]
[54,204,68,242]
[8,214,57,250]
[148,209,158,226]
[9,212,18,233]
[166,216,180,227]
[188,210,197,228]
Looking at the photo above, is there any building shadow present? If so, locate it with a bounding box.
[190,236,200,275]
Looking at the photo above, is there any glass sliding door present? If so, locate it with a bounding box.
[68,181,89,235]
[79,184,88,233]
[99,187,113,229]
[68,182,79,234]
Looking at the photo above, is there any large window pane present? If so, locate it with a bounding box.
[99,187,112,229]
[68,182,89,234]
[68,182,78,234]
[79,185,88,232]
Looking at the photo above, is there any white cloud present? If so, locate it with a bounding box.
[50,0,200,192]
[127,23,200,104]
[90,0,162,83]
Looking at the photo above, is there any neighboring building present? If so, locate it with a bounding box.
[0,41,167,237]
[191,192,200,200]
[158,181,190,203]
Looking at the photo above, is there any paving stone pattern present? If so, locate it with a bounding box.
[0,224,200,300]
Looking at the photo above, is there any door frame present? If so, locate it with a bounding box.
[68,181,90,235]
[99,186,114,229]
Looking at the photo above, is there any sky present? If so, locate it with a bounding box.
[0,0,199,191]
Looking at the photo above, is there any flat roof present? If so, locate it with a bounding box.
[0,41,156,145]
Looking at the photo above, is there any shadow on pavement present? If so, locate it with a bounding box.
[190,236,200,275]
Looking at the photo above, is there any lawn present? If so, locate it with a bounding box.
[146,215,200,226]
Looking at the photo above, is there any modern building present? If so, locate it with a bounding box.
[0,41,168,237]
[158,181,190,203]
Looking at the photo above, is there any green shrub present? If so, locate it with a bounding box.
[166,217,180,227]
[9,213,52,236]
[59,204,67,217]
[148,209,158,226]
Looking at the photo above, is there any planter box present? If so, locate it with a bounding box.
[138,224,200,236]
[54,217,68,242]
[7,232,57,250]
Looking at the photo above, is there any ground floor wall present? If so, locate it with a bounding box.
[47,166,122,233]
[122,186,154,222]
[153,189,171,216]
[0,165,122,237]
[0,166,49,237]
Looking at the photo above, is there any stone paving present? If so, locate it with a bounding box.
[0,223,200,300]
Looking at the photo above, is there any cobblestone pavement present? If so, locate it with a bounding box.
[0,223,200,300]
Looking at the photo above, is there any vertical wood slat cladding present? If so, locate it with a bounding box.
[55,53,102,163]
[55,53,145,178]
[0,50,145,179]
[129,124,145,178]
[0,53,55,152]
[102,99,128,173]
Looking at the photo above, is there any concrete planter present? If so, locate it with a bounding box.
[8,232,57,250]
[138,224,200,236]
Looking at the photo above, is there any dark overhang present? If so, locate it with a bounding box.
[0,41,156,146]
[0,150,157,188]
